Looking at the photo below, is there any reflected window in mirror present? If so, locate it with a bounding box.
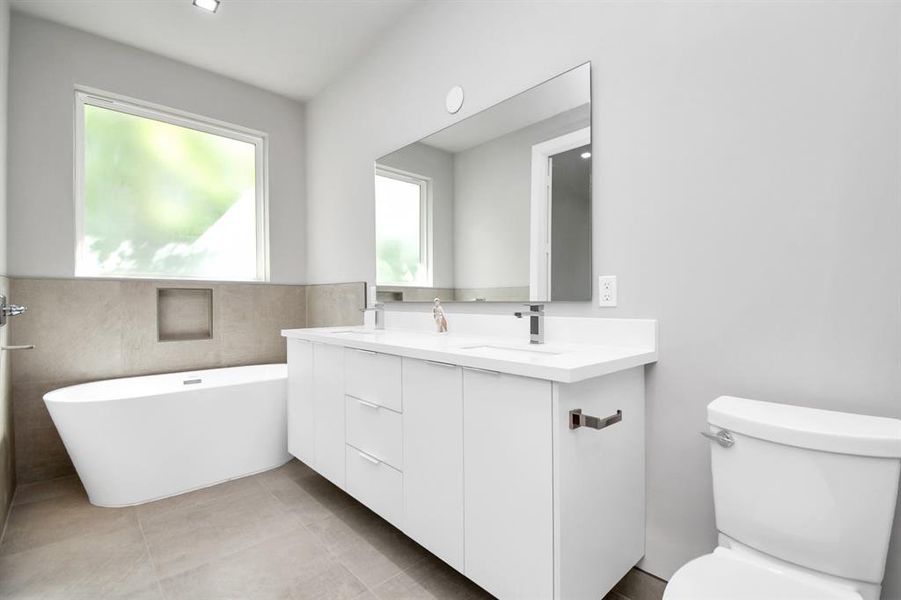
[375,167,432,286]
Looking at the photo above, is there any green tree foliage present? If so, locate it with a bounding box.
[83,105,255,275]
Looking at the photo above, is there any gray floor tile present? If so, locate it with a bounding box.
[135,473,265,521]
[331,519,431,587]
[11,475,84,507]
[0,461,500,600]
[140,481,305,578]
[257,463,337,525]
[285,559,370,600]
[371,554,493,600]
[158,526,348,600]
[0,525,159,599]
[0,493,138,556]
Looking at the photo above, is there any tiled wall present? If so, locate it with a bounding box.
[9,278,364,483]
[304,282,367,327]
[0,276,14,527]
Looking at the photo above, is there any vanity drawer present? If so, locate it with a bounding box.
[346,395,403,470]
[346,444,403,527]
[345,348,402,412]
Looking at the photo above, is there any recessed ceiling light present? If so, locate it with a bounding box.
[193,0,220,13]
[581,152,591,159]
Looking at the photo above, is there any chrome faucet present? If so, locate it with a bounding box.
[359,302,385,330]
[513,304,545,344]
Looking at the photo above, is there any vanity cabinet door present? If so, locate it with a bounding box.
[312,343,345,489]
[402,358,464,572]
[463,369,553,600]
[286,339,314,464]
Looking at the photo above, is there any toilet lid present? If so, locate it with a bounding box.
[663,548,862,600]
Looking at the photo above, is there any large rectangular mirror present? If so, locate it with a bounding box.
[375,62,591,303]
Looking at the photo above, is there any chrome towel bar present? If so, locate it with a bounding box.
[569,409,622,431]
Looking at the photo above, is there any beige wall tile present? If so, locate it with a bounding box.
[119,280,224,376]
[11,380,76,483]
[6,277,341,483]
[218,283,305,366]
[305,282,366,327]
[10,278,127,384]
[157,288,213,341]
[0,276,13,530]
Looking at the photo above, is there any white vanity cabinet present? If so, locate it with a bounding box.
[402,358,465,572]
[286,339,314,464]
[344,348,405,527]
[283,325,653,600]
[286,340,346,488]
[464,369,554,598]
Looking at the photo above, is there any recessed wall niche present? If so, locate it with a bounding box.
[157,288,213,342]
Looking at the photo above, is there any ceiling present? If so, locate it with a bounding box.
[419,63,591,154]
[10,0,418,101]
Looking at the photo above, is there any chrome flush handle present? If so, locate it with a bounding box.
[700,429,735,448]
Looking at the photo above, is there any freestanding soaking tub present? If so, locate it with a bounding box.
[44,363,291,507]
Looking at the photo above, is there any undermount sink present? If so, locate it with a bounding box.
[331,330,380,336]
[458,344,563,357]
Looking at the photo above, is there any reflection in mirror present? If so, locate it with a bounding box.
[375,63,591,302]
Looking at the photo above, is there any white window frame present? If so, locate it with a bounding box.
[73,87,270,282]
[374,165,433,287]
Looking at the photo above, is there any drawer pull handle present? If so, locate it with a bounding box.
[425,360,456,369]
[569,409,622,431]
[358,450,381,465]
[357,398,381,410]
[354,348,378,355]
[462,366,500,376]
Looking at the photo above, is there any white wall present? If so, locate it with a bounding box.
[8,13,306,283]
[453,105,589,289]
[305,1,901,596]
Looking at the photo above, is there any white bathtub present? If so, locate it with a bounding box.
[44,363,291,507]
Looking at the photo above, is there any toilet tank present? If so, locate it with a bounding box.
[707,396,901,585]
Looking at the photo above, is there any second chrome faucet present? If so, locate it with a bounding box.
[513,304,544,344]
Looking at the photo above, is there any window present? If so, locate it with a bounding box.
[375,167,432,286]
[75,90,268,281]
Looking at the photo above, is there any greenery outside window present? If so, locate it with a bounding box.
[375,167,432,286]
[75,89,268,281]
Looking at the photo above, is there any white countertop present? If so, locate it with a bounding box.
[281,326,657,383]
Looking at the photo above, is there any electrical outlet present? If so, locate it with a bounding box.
[598,275,617,307]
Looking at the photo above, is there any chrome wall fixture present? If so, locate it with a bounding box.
[0,294,34,351]
[570,409,623,430]
[0,294,27,328]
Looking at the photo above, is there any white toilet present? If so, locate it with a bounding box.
[664,396,901,600]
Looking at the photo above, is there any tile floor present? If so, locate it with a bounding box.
[0,459,632,599]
